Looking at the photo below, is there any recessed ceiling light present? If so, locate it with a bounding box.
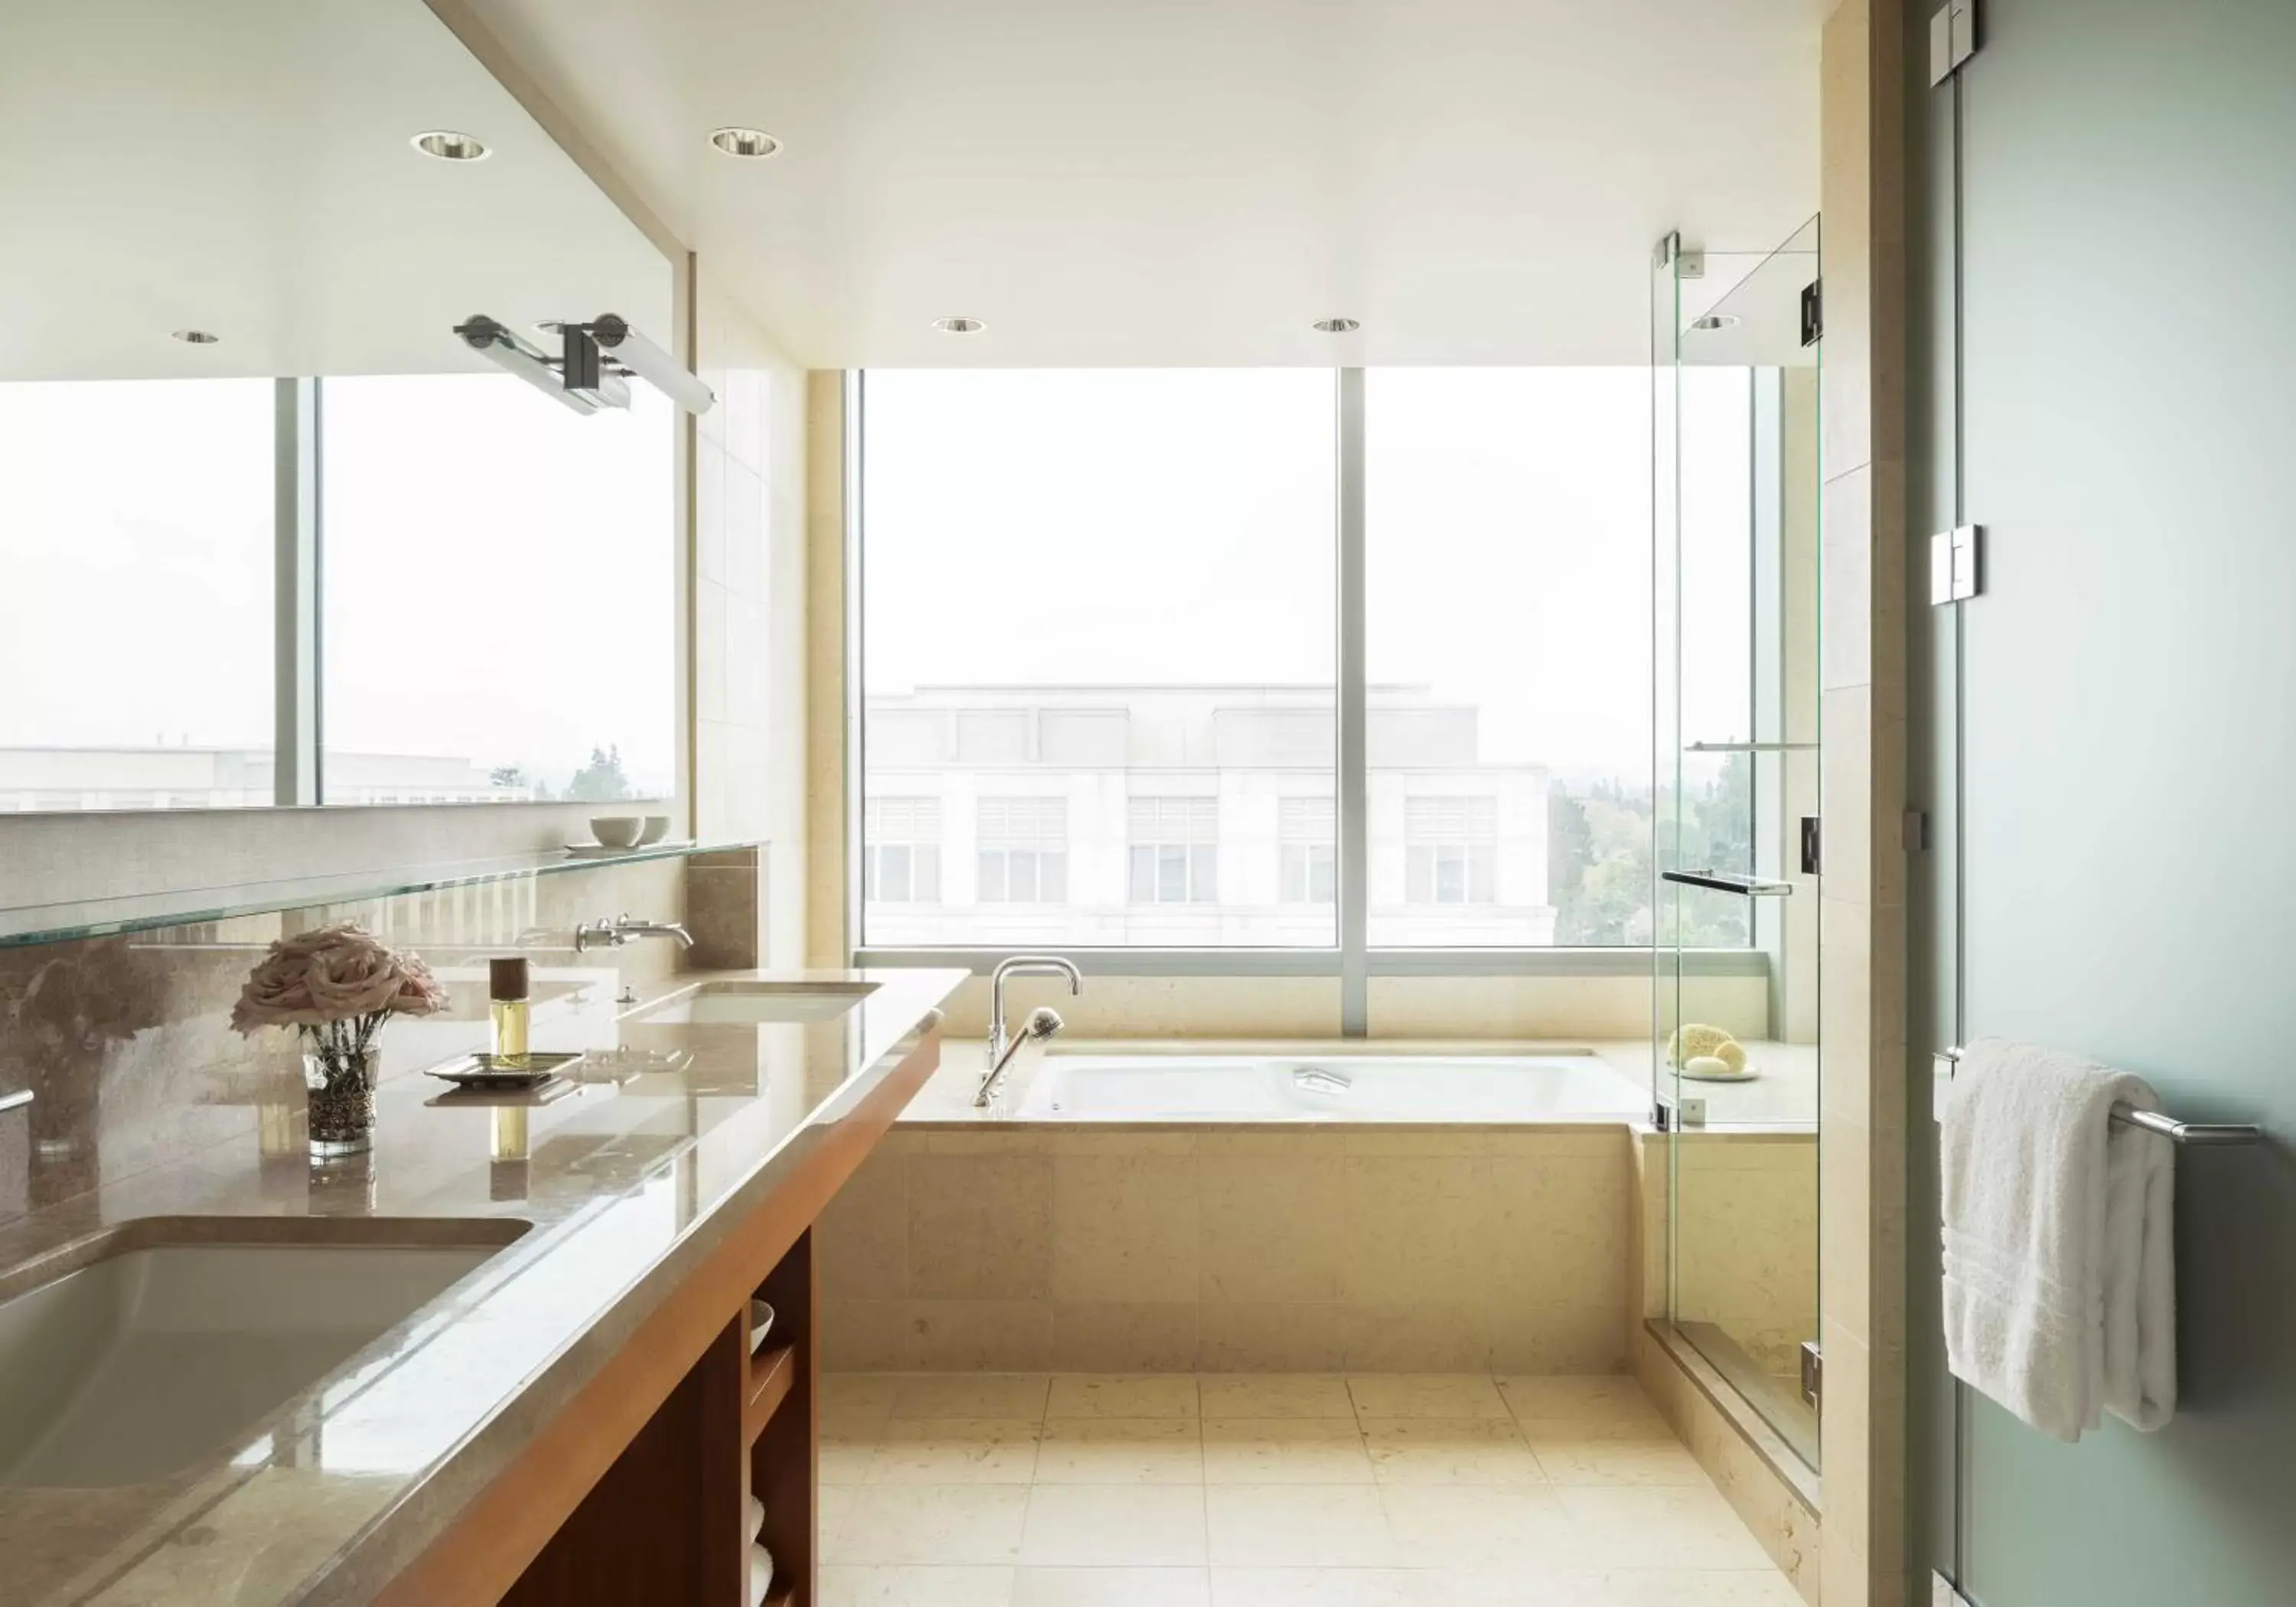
[413,130,489,161]
[709,127,783,158]
[932,316,986,334]
[1312,317,1361,334]
[171,328,220,344]
[1691,314,1740,331]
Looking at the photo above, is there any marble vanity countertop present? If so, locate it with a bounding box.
[0,966,966,1607]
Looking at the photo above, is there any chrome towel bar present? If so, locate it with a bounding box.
[1933,1046,2264,1147]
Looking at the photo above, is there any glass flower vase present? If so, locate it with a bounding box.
[303,1044,381,1157]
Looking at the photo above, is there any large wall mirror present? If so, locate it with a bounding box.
[0,0,677,812]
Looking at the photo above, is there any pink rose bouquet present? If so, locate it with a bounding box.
[233,923,447,1070]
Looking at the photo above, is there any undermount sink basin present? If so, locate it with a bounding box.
[631,979,879,1025]
[0,1217,527,1488]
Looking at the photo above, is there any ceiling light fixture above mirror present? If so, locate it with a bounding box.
[455,315,598,415]
[932,316,985,334]
[1691,314,1741,331]
[452,314,715,416]
[169,329,220,344]
[411,130,489,161]
[709,127,782,158]
[1313,317,1361,334]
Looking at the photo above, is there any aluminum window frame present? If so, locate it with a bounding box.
[846,365,1765,1004]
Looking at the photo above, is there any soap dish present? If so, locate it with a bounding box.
[426,1051,585,1090]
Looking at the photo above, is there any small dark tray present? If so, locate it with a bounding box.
[425,1050,585,1090]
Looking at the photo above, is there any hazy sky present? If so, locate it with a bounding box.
[0,374,675,794]
[863,367,1752,780]
[5,365,1750,800]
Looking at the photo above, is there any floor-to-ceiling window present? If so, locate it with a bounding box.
[858,368,1338,949]
[854,365,1732,967]
[1363,369,1654,947]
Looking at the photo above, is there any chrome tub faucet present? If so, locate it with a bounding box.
[977,955,1081,1107]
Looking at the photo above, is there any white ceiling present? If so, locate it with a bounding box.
[463,0,1822,367]
[0,0,667,382]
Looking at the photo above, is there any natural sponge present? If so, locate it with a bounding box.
[1668,1022,1733,1065]
[1713,1038,1748,1074]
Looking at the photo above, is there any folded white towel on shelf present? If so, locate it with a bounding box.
[745,1493,765,1543]
[748,1543,775,1607]
[1940,1037,2177,1441]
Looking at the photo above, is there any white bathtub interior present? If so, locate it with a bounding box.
[1016,1050,1649,1122]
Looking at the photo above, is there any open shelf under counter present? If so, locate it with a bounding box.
[744,1342,797,1444]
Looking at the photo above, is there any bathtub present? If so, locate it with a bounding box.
[1014,1051,1648,1123]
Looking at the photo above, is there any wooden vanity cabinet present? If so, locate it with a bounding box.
[497,1232,814,1607]
[379,1026,937,1607]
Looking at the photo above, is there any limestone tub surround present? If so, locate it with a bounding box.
[0,963,965,1605]
[817,1041,1649,1375]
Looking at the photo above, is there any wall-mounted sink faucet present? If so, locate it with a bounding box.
[574,914,695,954]
[977,955,1081,1107]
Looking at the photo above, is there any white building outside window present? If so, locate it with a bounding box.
[1129,797,1218,905]
[979,796,1067,903]
[1280,797,1336,904]
[865,797,942,903]
[1405,796,1498,905]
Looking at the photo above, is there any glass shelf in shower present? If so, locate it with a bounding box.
[1662,869,1795,898]
[0,839,761,950]
[1684,740,1818,753]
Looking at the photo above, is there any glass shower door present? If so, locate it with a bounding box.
[1653,217,1823,1471]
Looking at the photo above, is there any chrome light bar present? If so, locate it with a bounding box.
[453,313,710,416]
[581,314,716,415]
[452,315,598,415]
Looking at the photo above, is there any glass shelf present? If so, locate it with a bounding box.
[1662,869,1795,898]
[1684,740,1818,753]
[0,839,761,951]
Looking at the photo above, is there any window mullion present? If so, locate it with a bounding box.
[273,377,321,807]
[1337,367,1368,1035]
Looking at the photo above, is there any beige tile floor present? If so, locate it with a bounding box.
[819,1372,1799,1607]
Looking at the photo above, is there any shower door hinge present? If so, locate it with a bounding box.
[1930,524,1983,604]
[1799,817,1822,877]
[1799,1340,1822,1410]
[1799,279,1821,347]
[1655,234,1705,279]
[1930,1,1980,86]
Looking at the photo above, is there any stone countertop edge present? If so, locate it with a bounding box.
[0,965,964,1607]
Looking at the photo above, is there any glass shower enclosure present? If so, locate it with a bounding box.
[1652,217,1823,1470]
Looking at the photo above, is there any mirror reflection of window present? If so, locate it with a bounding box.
[320,375,676,806]
[0,380,276,811]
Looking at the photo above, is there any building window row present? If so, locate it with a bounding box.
[863,791,1499,910]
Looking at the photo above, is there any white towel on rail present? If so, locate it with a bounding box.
[1939,1037,2177,1441]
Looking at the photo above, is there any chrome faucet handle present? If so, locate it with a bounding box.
[574,915,628,953]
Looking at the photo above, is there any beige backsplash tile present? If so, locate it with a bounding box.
[0,858,685,1229]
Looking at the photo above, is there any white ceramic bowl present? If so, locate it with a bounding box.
[749,1298,775,1354]
[589,815,645,849]
[638,814,671,846]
